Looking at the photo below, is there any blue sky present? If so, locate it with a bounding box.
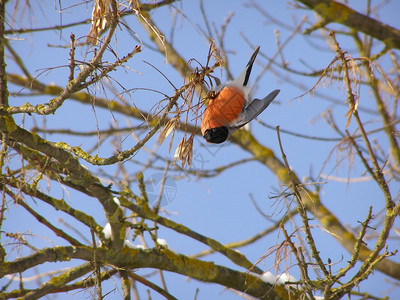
[3,0,400,299]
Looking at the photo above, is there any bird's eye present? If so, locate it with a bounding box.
[203,126,228,144]
[208,90,218,99]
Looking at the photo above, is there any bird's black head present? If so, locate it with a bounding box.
[203,126,229,144]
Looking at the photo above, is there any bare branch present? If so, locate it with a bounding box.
[298,0,400,50]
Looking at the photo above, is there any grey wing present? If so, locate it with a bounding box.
[229,89,280,130]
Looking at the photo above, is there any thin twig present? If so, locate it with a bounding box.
[91,226,102,300]
[276,125,330,279]
[127,270,178,300]
[329,30,394,210]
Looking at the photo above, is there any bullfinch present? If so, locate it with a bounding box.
[201,46,279,143]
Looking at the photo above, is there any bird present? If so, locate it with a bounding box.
[201,46,280,143]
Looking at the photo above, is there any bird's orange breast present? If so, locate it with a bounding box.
[201,86,245,135]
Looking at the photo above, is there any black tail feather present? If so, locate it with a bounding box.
[243,46,260,86]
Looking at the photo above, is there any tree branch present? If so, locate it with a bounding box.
[230,128,400,281]
[0,246,288,300]
[298,0,400,50]
[118,196,264,275]
[0,0,8,109]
